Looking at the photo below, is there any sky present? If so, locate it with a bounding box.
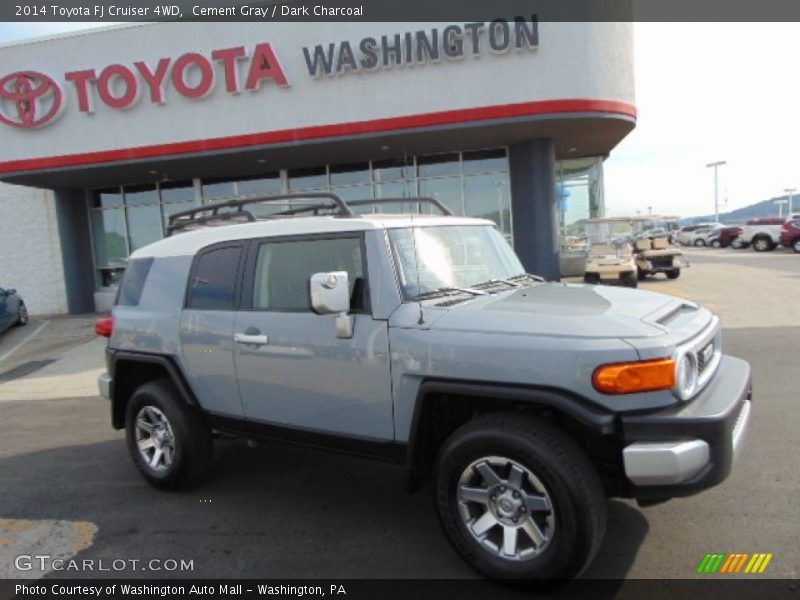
[1,22,798,219]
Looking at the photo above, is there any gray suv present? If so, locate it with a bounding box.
[97,194,752,581]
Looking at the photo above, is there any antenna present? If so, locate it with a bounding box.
[410,209,425,325]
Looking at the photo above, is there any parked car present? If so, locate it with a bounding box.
[0,287,28,333]
[737,218,786,252]
[96,193,752,582]
[685,225,718,247]
[706,226,742,248]
[675,223,719,246]
[779,218,800,253]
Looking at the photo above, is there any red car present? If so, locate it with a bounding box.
[779,219,800,253]
[708,226,743,248]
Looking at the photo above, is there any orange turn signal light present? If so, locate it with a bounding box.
[592,358,676,395]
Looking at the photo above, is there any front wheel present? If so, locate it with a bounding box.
[125,379,213,490]
[710,239,721,248]
[694,239,705,247]
[793,240,800,254]
[621,271,638,288]
[583,273,600,285]
[666,268,681,279]
[434,414,606,581]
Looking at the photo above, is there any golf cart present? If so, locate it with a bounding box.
[583,217,684,286]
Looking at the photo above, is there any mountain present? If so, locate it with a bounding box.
[679,194,796,225]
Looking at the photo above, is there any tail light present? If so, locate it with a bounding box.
[95,316,114,338]
[781,222,791,232]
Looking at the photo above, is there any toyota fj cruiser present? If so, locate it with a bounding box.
[97,193,752,581]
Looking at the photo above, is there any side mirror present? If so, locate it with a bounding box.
[309,271,353,339]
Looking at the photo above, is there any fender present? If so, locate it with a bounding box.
[403,379,617,491]
[108,349,199,429]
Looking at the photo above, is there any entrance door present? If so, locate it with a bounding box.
[233,234,394,441]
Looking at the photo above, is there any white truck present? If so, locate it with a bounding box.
[736,218,786,251]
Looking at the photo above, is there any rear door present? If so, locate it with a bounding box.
[179,242,247,417]
[233,233,394,440]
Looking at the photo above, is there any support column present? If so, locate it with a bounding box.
[508,139,560,281]
[54,188,95,313]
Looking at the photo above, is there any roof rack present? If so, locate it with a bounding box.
[165,192,454,236]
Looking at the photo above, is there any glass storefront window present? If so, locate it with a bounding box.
[237,174,282,196]
[127,203,163,252]
[330,163,370,186]
[124,185,159,206]
[418,177,462,216]
[202,180,236,201]
[417,153,460,178]
[91,208,128,268]
[92,188,123,209]
[464,174,511,233]
[288,166,328,191]
[463,148,508,174]
[373,158,414,183]
[556,157,604,277]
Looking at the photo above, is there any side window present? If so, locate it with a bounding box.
[188,246,242,309]
[116,258,154,307]
[252,237,366,311]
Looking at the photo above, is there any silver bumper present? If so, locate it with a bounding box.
[98,372,112,401]
[623,399,752,486]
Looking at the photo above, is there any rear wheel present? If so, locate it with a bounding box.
[752,236,773,252]
[434,414,606,581]
[583,273,600,285]
[694,239,705,247]
[14,303,28,327]
[637,268,647,281]
[710,239,721,248]
[793,240,800,254]
[125,379,213,490]
[666,269,681,279]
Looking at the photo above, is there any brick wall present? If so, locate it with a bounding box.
[0,182,68,315]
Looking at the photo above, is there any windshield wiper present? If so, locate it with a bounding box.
[473,278,522,290]
[412,286,488,300]
[509,273,546,283]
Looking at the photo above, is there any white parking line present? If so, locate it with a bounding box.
[0,321,50,365]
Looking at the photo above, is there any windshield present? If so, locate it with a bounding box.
[388,225,525,299]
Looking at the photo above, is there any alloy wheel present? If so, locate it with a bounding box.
[135,406,176,472]
[457,456,555,561]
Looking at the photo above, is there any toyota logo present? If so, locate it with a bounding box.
[0,71,64,129]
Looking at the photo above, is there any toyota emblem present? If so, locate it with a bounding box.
[0,71,64,129]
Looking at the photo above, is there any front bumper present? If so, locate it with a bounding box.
[620,355,751,499]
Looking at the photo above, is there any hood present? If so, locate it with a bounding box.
[424,283,692,339]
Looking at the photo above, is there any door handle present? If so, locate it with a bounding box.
[234,333,269,345]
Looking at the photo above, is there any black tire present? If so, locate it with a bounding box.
[621,271,638,288]
[752,236,774,252]
[14,303,28,327]
[583,273,600,285]
[637,268,647,281]
[666,268,680,279]
[710,239,721,248]
[125,379,213,490]
[694,239,705,247]
[433,413,606,581]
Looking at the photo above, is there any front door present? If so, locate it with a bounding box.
[233,234,394,440]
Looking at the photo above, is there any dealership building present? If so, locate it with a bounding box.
[0,21,635,315]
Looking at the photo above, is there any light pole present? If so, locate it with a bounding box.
[706,161,727,223]
[774,199,788,218]
[784,187,796,217]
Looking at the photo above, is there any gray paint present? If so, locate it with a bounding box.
[54,188,94,314]
[509,139,560,281]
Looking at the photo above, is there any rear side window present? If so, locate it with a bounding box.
[188,246,242,309]
[116,258,154,307]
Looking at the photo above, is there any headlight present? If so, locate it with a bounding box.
[675,352,698,400]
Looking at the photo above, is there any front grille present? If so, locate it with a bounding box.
[674,318,722,400]
[697,341,714,374]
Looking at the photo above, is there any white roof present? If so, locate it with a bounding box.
[131,214,494,259]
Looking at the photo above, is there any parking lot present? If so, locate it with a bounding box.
[0,246,797,581]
